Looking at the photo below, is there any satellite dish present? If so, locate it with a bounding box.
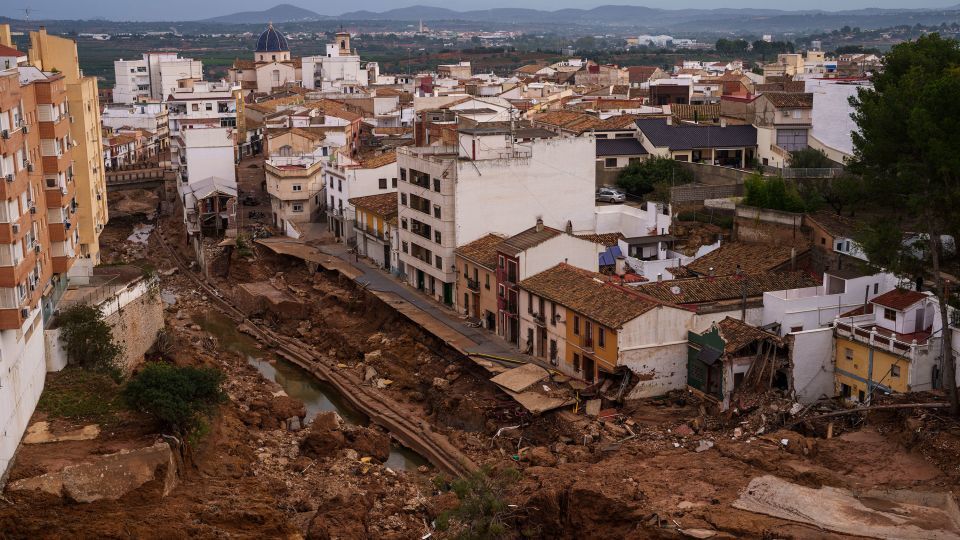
[670,286,681,295]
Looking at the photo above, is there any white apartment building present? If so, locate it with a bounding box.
[113,52,202,104]
[396,130,596,306]
[326,150,398,241]
[302,32,376,94]
[166,80,240,179]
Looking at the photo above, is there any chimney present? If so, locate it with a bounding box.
[615,256,626,277]
[666,116,672,126]
[536,217,544,232]
[657,273,663,282]
[565,220,573,233]
[708,266,714,277]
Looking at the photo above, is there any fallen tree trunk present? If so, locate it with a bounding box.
[789,402,950,426]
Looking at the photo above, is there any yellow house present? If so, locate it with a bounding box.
[454,233,506,332]
[349,192,398,271]
[28,28,108,273]
[834,288,939,403]
[519,264,696,397]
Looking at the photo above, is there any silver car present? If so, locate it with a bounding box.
[596,187,626,203]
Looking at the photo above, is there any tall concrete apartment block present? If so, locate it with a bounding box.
[0,59,79,478]
[113,52,203,104]
[28,27,109,273]
[396,131,596,306]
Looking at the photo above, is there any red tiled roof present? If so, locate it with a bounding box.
[871,288,927,311]
[717,317,780,354]
[455,233,506,269]
[0,44,24,57]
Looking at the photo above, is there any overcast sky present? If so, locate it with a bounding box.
[3,1,959,21]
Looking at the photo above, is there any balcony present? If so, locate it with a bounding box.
[466,277,480,292]
[0,167,29,200]
[834,319,929,361]
[580,335,595,352]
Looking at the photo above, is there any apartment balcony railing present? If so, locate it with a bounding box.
[834,320,927,361]
[580,335,595,352]
[466,277,480,292]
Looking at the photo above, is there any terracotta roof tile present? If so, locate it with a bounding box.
[358,150,396,169]
[576,233,624,247]
[636,271,817,305]
[499,225,563,256]
[871,288,927,311]
[717,317,780,354]
[519,264,660,328]
[762,92,813,109]
[455,233,506,269]
[686,242,807,276]
[806,211,857,238]
[348,192,398,218]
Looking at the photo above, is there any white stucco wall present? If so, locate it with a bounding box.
[789,327,835,403]
[519,234,600,279]
[595,203,672,238]
[619,306,697,398]
[184,127,236,184]
[454,137,596,246]
[0,308,46,482]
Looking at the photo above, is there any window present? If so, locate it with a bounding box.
[434,231,441,244]
[402,241,408,253]
[604,157,618,168]
[485,274,490,289]
[550,302,556,326]
[538,297,545,317]
[435,256,443,270]
[845,348,854,361]
[498,284,505,298]
[598,327,605,348]
[400,168,407,181]
[498,256,505,269]
[573,353,581,372]
[205,103,213,111]
[292,184,302,192]
[191,103,199,111]
[790,326,804,333]
[392,178,398,188]
[378,178,387,189]
[884,308,896,321]
[890,364,901,378]
[401,218,407,229]
[573,315,580,335]
[528,293,534,314]
[337,179,342,192]
[874,283,879,294]
[821,237,826,245]
[292,203,304,213]
[433,205,441,219]
[401,193,407,205]
[433,178,440,192]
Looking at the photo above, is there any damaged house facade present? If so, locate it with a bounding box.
[518,263,696,397]
[687,317,789,411]
[834,288,942,404]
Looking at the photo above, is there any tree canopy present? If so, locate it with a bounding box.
[615,157,692,202]
[849,33,960,412]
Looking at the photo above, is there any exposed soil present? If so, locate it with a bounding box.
[3,208,959,539]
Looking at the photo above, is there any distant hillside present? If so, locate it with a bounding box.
[201,3,326,24]
[200,3,960,33]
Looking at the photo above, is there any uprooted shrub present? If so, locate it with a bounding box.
[58,303,124,381]
[123,362,226,443]
[434,465,522,539]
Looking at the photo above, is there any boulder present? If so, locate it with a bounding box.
[524,446,558,467]
[8,441,178,503]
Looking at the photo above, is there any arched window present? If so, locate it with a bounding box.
[279,145,293,157]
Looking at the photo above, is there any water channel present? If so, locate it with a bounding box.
[195,312,428,472]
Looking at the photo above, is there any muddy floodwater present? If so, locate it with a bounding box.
[196,312,429,471]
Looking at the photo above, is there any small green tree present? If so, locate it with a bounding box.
[743,173,806,212]
[123,362,225,439]
[615,157,692,199]
[789,148,835,169]
[435,465,520,540]
[58,304,123,380]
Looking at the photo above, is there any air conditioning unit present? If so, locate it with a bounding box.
[65,222,72,230]
[29,206,36,214]
[4,174,13,182]
[96,193,102,201]
[11,224,19,234]
[21,125,29,134]
[34,245,40,253]
[20,308,29,318]
[1,130,9,139]
[69,116,75,123]
[26,162,33,172]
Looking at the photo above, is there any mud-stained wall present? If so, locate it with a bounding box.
[103,284,164,373]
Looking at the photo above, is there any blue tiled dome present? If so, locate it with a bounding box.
[256,24,289,53]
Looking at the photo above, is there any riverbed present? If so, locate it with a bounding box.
[195,312,428,471]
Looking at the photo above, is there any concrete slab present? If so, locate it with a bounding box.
[490,363,550,393]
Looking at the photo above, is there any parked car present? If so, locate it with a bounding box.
[596,187,626,203]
